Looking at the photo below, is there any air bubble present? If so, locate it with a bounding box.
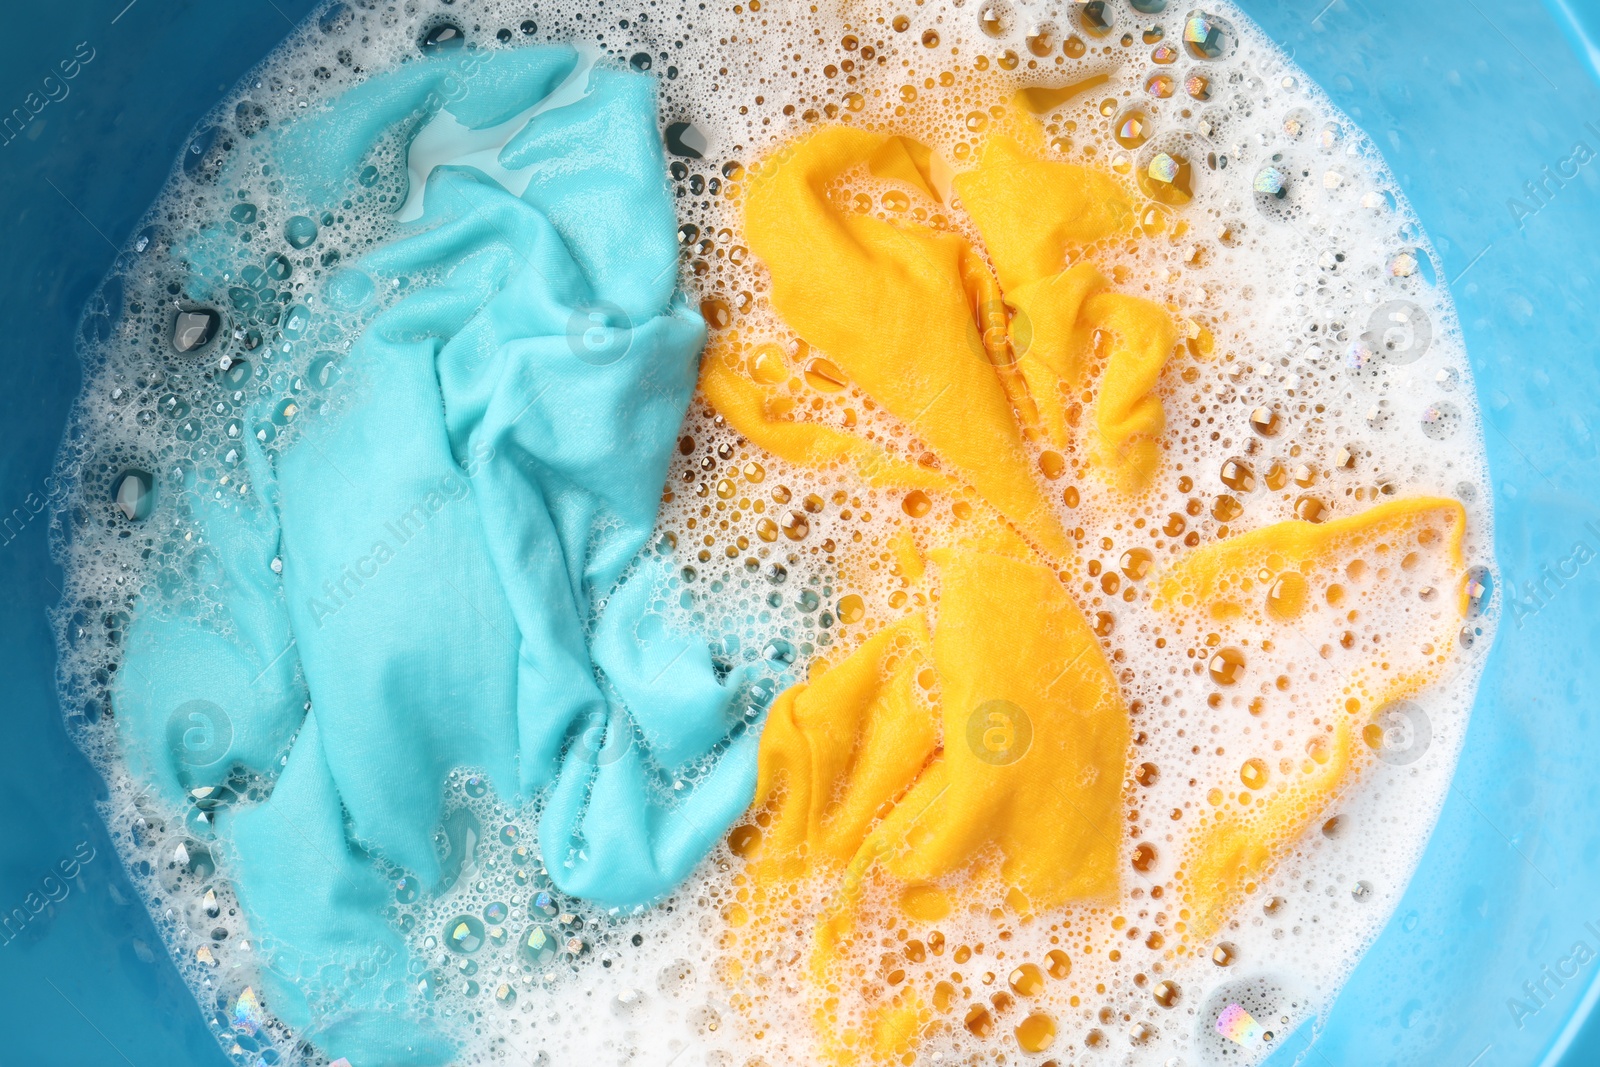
[421,23,466,53]
[112,469,156,521]
[1182,10,1232,59]
[284,215,319,249]
[172,309,222,353]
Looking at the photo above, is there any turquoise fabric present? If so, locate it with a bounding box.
[110,46,765,1064]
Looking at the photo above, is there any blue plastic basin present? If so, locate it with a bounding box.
[2,2,1597,1064]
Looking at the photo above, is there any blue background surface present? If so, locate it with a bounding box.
[0,2,1597,1065]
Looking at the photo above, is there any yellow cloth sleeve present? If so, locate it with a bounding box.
[1154,497,1468,941]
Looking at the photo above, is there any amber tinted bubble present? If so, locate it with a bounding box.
[1208,646,1246,685]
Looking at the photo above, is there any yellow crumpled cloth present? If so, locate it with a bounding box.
[701,101,1470,1063]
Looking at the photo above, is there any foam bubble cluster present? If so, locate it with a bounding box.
[51,0,1496,1064]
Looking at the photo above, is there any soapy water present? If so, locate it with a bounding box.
[47,0,1498,1065]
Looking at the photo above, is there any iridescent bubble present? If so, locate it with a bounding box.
[1115,110,1151,149]
[1389,251,1419,277]
[518,924,559,967]
[445,915,485,954]
[1466,566,1493,615]
[271,398,298,427]
[1183,11,1231,58]
[1139,142,1196,204]
[231,987,262,1035]
[1419,401,1461,441]
[1146,73,1176,99]
[1344,340,1380,378]
[1253,166,1287,198]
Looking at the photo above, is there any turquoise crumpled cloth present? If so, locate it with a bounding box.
[112,45,764,1064]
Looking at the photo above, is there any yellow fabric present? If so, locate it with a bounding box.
[1153,497,1468,941]
[722,116,1154,1055]
[860,546,1126,907]
[948,132,1130,293]
[746,616,938,885]
[710,108,1473,1064]
[743,123,1072,558]
[951,133,1175,493]
[698,336,957,493]
[743,544,1128,1066]
[867,134,955,203]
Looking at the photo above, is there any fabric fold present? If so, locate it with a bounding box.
[951,129,1176,494]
